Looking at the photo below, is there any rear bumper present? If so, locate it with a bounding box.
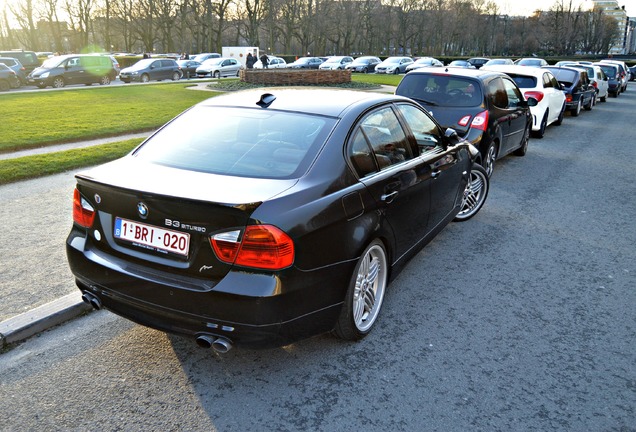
[66,229,349,348]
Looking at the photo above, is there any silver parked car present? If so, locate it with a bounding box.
[375,56,413,74]
[196,57,243,78]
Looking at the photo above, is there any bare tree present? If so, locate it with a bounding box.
[8,0,40,49]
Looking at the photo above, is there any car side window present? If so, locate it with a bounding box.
[395,103,443,154]
[543,73,553,88]
[488,77,508,109]
[348,106,412,177]
[502,78,522,108]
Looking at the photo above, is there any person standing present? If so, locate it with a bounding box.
[260,53,269,69]
[246,53,255,69]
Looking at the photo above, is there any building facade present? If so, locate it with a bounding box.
[592,0,629,54]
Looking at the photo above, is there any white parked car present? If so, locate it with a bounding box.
[196,57,242,78]
[318,56,354,70]
[405,57,443,73]
[575,64,609,103]
[253,56,287,69]
[484,64,566,139]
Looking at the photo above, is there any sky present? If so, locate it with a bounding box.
[493,0,636,17]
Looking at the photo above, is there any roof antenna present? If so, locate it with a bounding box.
[257,93,276,108]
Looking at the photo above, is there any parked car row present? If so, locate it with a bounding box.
[395,58,628,178]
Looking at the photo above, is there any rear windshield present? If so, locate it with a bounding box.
[507,74,537,88]
[397,74,483,107]
[547,69,576,86]
[133,106,336,179]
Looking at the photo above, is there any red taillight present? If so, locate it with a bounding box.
[565,94,573,103]
[524,91,544,102]
[470,110,489,132]
[458,115,471,127]
[73,188,95,228]
[210,225,294,270]
[591,81,598,89]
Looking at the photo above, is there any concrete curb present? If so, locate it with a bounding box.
[0,292,92,348]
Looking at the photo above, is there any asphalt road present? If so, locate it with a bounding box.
[0,90,634,431]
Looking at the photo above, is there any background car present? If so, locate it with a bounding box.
[396,67,535,176]
[253,56,287,69]
[600,59,628,92]
[119,58,182,83]
[287,56,324,69]
[0,50,39,74]
[594,62,621,97]
[573,63,609,103]
[405,57,443,72]
[629,65,636,81]
[319,56,353,70]
[448,60,476,69]
[374,56,413,74]
[0,56,26,84]
[483,58,514,66]
[66,89,488,351]
[176,59,201,78]
[0,63,20,91]
[27,54,117,88]
[542,66,595,116]
[195,57,242,78]
[191,53,221,63]
[515,58,549,67]
[345,56,380,73]
[484,64,566,138]
[467,57,490,69]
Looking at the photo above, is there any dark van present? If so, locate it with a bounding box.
[0,50,39,74]
[27,54,117,88]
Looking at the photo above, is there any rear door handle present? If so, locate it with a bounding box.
[381,191,398,203]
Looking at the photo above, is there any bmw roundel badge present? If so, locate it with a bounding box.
[137,202,149,219]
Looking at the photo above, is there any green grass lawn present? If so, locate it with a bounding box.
[0,75,401,184]
[0,83,218,152]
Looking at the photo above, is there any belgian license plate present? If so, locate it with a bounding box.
[114,217,190,257]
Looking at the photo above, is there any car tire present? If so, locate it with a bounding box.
[52,77,65,88]
[99,75,111,85]
[483,142,497,177]
[140,74,150,83]
[571,99,581,117]
[454,163,489,222]
[171,71,180,81]
[0,79,9,92]
[213,71,220,79]
[514,126,530,156]
[333,240,388,341]
[554,104,565,126]
[532,112,548,139]
[584,95,594,111]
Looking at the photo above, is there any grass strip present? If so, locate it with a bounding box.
[0,83,217,152]
[0,138,143,185]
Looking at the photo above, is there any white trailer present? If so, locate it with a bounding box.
[221,46,259,67]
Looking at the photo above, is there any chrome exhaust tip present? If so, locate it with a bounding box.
[195,334,216,349]
[211,337,233,354]
[81,291,102,310]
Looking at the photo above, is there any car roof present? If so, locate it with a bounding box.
[482,64,548,78]
[405,66,505,81]
[197,88,409,118]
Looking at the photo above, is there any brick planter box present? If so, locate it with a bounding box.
[241,69,351,85]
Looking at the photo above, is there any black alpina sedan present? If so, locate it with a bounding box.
[67,89,488,352]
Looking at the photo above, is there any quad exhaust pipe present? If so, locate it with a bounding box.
[195,334,233,353]
[81,291,102,310]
